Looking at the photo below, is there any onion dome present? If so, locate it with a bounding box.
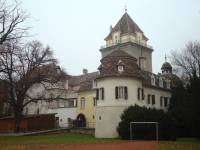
[161,55,172,75]
[161,62,172,69]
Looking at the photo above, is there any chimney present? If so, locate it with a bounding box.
[83,68,88,75]
[110,25,112,32]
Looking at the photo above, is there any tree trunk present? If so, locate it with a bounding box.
[13,107,23,132]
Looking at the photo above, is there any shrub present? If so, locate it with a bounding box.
[117,104,176,141]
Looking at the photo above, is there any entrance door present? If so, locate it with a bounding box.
[76,114,86,127]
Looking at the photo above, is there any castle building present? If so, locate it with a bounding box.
[94,12,173,138]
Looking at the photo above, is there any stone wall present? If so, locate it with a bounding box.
[70,128,95,135]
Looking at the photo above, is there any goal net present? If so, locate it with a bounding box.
[130,122,160,142]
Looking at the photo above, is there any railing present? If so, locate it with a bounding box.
[100,38,153,50]
[0,122,96,136]
[72,122,96,128]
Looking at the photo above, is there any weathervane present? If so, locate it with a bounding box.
[125,5,127,13]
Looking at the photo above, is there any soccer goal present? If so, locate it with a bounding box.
[130,122,159,142]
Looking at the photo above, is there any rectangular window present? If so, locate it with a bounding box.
[151,77,155,85]
[37,109,39,114]
[159,79,163,87]
[142,88,144,100]
[93,98,97,106]
[144,59,146,68]
[118,87,124,99]
[98,88,104,100]
[141,59,144,68]
[148,94,151,104]
[116,86,127,99]
[118,66,123,71]
[60,102,64,107]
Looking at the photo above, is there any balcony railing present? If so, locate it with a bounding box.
[100,38,153,50]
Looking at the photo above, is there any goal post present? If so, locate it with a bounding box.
[130,122,159,142]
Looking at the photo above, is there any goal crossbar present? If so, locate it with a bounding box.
[130,122,159,142]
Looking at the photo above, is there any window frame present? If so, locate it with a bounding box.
[151,75,155,85]
[81,97,85,107]
[118,65,123,71]
[166,81,170,89]
[148,94,151,105]
[118,87,124,99]
[159,77,163,87]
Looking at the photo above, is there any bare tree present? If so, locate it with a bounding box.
[0,40,68,132]
[0,0,31,45]
[169,40,200,84]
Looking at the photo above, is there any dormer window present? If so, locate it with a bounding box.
[166,80,170,89]
[159,77,163,87]
[151,75,155,85]
[57,66,61,73]
[117,60,124,72]
[93,79,97,88]
[118,66,123,71]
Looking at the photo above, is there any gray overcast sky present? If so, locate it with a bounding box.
[20,0,200,75]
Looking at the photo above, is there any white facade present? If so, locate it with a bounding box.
[47,107,76,127]
[95,76,171,138]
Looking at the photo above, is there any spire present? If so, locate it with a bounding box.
[125,5,127,13]
[165,54,167,62]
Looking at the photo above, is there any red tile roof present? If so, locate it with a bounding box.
[68,71,99,86]
[105,13,148,40]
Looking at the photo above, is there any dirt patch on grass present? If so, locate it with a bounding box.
[41,141,161,150]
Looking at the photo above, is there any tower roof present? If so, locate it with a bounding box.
[105,13,148,40]
[100,49,137,62]
[161,62,172,69]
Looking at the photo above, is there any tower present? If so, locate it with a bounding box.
[99,12,154,72]
[161,55,172,74]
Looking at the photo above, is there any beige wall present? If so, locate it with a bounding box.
[76,90,97,126]
[101,44,152,72]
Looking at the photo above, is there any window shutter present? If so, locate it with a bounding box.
[102,88,104,100]
[76,99,77,106]
[138,88,140,100]
[124,86,128,99]
[164,97,167,107]
[115,87,118,99]
[142,89,144,100]
[152,95,155,104]
[96,89,99,100]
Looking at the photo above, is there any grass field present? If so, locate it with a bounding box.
[0,133,199,150]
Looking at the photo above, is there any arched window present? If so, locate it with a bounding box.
[81,98,85,107]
